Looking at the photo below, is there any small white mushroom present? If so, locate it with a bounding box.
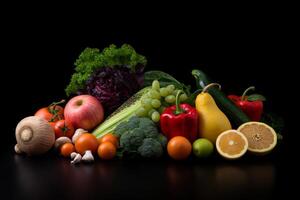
[82,150,94,163]
[54,137,72,150]
[72,128,88,144]
[71,153,82,164]
[14,144,23,154]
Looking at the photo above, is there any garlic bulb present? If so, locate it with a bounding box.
[15,116,55,155]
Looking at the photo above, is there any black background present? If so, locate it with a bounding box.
[1,4,296,200]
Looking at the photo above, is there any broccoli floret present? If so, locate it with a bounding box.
[114,117,144,138]
[138,138,163,158]
[115,116,166,158]
[138,116,155,128]
[126,116,141,130]
[114,122,126,134]
[138,117,159,138]
[114,121,130,137]
[120,128,145,152]
[143,126,159,139]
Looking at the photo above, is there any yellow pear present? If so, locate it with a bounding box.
[195,83,232,143]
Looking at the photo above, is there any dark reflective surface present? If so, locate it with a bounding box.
[1,7,295,200]
[2,143,292,200]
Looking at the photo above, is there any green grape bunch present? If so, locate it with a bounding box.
[136,80,188,123]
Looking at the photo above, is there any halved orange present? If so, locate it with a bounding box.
[237,122,277,154]
[216,130,248,159]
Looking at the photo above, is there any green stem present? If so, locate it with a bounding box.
[61,121,70,136]
[202,83,221,93]
[48,99,65,121]
[49,113,58,122]
[241,86,255,101]
[49,99,66,108]
[174,90,184,115]
[48,99,65,114]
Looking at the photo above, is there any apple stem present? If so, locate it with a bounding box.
[76,100,83,106]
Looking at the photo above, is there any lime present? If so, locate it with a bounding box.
[192,138,214,158]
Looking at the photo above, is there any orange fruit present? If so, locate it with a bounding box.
[75,133,99,155]
[237,122,277,154]
[216,130,248,159]
[60,143,75,157]
[98,133,119,148]
[167,136,192,160]
[97,142,116,160]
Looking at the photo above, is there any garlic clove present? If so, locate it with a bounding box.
[72,128,88,144]
[71,153,82,164]
[82,150,94,163]
[70,152,77,160]
[54,137,72,150]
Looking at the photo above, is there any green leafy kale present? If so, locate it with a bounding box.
[65,44,147,96]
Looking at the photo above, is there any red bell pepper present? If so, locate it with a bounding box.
[160,91,198,142]
[228,86,266,121]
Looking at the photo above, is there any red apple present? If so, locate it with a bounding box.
[64,95,104,131]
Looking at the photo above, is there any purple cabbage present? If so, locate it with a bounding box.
[81,65,144,115]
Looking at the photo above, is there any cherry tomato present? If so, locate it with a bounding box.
[54,120,75,139]
[34,100,65,122]
[98,133,119,148]
[75,133,99,155]
[60,143,75,157]
[97,142,116,160]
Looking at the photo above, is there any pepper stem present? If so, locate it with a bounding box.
[241,86,255,101]
[174,90,184,115]
[202,83,221,93]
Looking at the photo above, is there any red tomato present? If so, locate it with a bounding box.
[35,105,64,122]
[49,121,56,131]
[54,120,75,139]
[34,100,65,122]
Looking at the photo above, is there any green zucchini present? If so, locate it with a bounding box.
[192,69,250,127]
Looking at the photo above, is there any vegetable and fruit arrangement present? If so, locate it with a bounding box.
[14,44,284,164]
